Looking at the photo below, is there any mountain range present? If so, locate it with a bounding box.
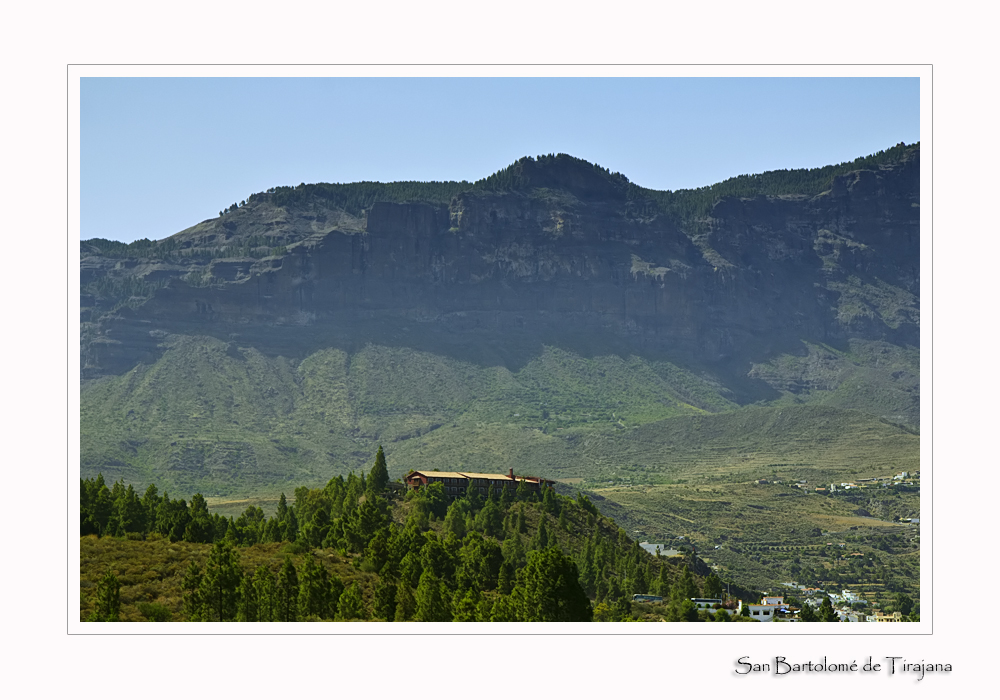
[80,143,920,496]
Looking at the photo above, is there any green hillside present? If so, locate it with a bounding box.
[80,459,746,622]
[81,336,738,495]
[82,335,917,495]
[573,403,918,489]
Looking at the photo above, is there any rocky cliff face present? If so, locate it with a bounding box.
[81,149,919,409]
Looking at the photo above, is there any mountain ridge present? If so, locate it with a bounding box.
[80,143,920,494]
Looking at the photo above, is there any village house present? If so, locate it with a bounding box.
[638,542,681,557]
[869,611,906,622]
[839,589,863,603]
[746,604,780,620]
[403,468,555,498]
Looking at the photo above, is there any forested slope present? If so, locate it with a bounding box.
[81,450,746,622]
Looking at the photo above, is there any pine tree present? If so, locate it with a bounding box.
[261,518,280,544]
[390,524,422,565]
[819,597,839,622]
[415,570,451,621]
[489,594,518,621]
[182,561,205,621]
[531,517,550,551]
[89,569,121,621]
[201,541,241,621]
[276,493,289,522]
[336,582,366,621]
[399,551,423,589]
[704,572,723,599]
[140,484,160,534]
[515,479,529,502]
[350,496,389,551]
[577,539,597,596]
[328,575,345,619]
[184,493,214,544]
[253,566,277,622]
[283,508,299,543]
[373,578,398,621]
[457,533,503,591]
[452,589,481,621]
[364,527,391,572]
[394,585,416,621]
[678,566,699,598]
[463,478,482,510]
[799,602,818,622]
[236,574,258,622]
[108,483,145,536]
[276,557,299,622]
[653,564,671,598]
[501,532,525,570]
[558,508,569,532]
[298,553,333,620]
[500,481,514,508]
[894,593,914,616]
[611,595,632,622]
[664,579,698,622]
[542,486,560,515]
[443,500,468,538]
[511,546,592,622]
[419,533,456,584]
[368,445,390,495]
[475,499,503,537]
[497,560,515,595]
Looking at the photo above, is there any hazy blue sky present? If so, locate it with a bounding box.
[81,77,919,243]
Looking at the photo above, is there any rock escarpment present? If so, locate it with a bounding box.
[81,147,919,410]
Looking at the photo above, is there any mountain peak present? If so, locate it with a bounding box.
[474,153,631,200]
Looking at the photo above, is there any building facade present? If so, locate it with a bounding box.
[404,468,555,497]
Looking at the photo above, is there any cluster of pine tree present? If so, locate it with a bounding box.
[178,543,368,621]
[82,234,289,268]
[798,597,840,622]
[471,153,632,195]
[82,447,734,622]
[80,474,292,545]
[626,141,919,222]
[81,236,182,260]
[263,180,471,216]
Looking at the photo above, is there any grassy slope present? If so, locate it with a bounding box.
[748,339,919,429]
[81,337,737,495]
[576,403,918,489]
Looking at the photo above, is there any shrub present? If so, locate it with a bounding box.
[136,601,172,622]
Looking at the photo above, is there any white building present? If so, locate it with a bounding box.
[746,604,779,621]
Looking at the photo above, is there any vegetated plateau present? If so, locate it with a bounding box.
[80,143,920,618]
